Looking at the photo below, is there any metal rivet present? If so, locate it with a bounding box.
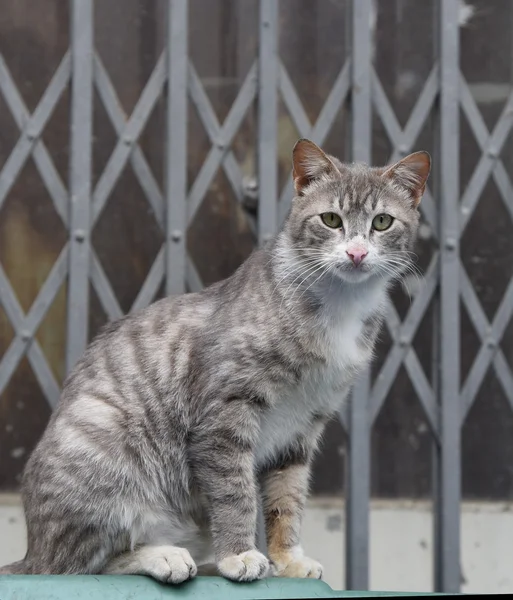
[398,145,408,156]
[487,149,498,159]
[26,130,37,142]
[21,331,30,342]
[170,230,182,242]
[445,237,456,250]
[487,337,496,349]
[399,336,409,347]
[74,230,86,242]
[216,140,225,151]
[123,135,133,146]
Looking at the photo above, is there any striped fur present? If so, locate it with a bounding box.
[0,140,429,583]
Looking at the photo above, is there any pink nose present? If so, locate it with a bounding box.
[346,248,368,266]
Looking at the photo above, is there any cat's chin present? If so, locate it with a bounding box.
[332,265,374,285]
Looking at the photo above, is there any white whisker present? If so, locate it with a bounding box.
[288,261,330,306]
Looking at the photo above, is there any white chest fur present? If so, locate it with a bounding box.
[255,282,386,466]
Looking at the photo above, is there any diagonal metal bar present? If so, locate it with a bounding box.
[131,247,165,312]
[94,49,181,309]
[372,68,438,238]
[460,87,513,233]
[187,61,258,226]
[278,60,351,223]
[381,299,439,437]
[90,251,123,321]
[371,70,403,142]
[95,43,203,308]
[0,52,70,225]
[188,64,246,204]
[278,63,311,135]
[371,262,439,432]
[122,242,204,314]
[102,243,203,326]
[186,255,203,293]
[370,254,440,434]
[88,52,168,318]
[460,265,513,420]
[388,65,440,164]
[188,62,257,236]
[459,264,513,417]
[313,60,351,144]
[92,52,166,226]
[94,54,164,227]
[0,250,66,408]
[459,74,513,227]
[404,345,439,436]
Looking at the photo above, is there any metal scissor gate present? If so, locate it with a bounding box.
[1,0,512,593]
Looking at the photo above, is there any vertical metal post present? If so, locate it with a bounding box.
[345,375,371,590]
[256,494,268,556]
[350,0,372,165]
[435,0,461,592]
[431,5,443,591]
[166,0,188,295]
[346,0,373,590]
[66,0,94,373]
[258,0,278,244]
[256,0,278,553]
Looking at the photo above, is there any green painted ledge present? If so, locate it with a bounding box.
[0,575,451,599]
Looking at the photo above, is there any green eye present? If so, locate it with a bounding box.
[372,213,394,231]
[320,212,342,229]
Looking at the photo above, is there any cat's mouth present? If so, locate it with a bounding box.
[335,261,372,273]
[333,261,373,282]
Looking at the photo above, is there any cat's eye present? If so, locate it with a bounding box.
[372,213,394,231]
[320,212,342,229]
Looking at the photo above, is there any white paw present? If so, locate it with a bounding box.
[217,549,270,582]
[274,555,323,579]
[140,546,197,584]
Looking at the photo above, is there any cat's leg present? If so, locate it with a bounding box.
[261,433,324,579]
[192,399,270,582]
[103,545,197,583]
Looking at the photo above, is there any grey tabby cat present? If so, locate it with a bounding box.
[0,139,430,583]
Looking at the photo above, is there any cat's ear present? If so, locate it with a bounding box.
[382,151,431,207]
[292,139,339,195]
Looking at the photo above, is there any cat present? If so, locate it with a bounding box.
[0,139,430,583]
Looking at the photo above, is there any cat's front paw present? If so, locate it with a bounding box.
[138,546,197,584]
[217,549,270,582]
[273,553,323,579]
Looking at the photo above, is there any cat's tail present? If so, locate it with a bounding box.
[0,559,28,574]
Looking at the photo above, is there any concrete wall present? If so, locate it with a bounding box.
[1,494,511,593]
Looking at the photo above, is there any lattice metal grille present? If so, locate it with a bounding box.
[1,0,510,593]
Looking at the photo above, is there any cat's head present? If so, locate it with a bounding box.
[283,139,431,285]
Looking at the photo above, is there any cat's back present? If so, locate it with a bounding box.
[63,290,215,397]
[22,290,218,495]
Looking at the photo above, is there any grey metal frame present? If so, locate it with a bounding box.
[1,0,509,592]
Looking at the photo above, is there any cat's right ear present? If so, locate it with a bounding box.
[292,139,338,195]
[381,151,431,207]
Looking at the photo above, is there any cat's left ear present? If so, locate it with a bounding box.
[382,151,431,207]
